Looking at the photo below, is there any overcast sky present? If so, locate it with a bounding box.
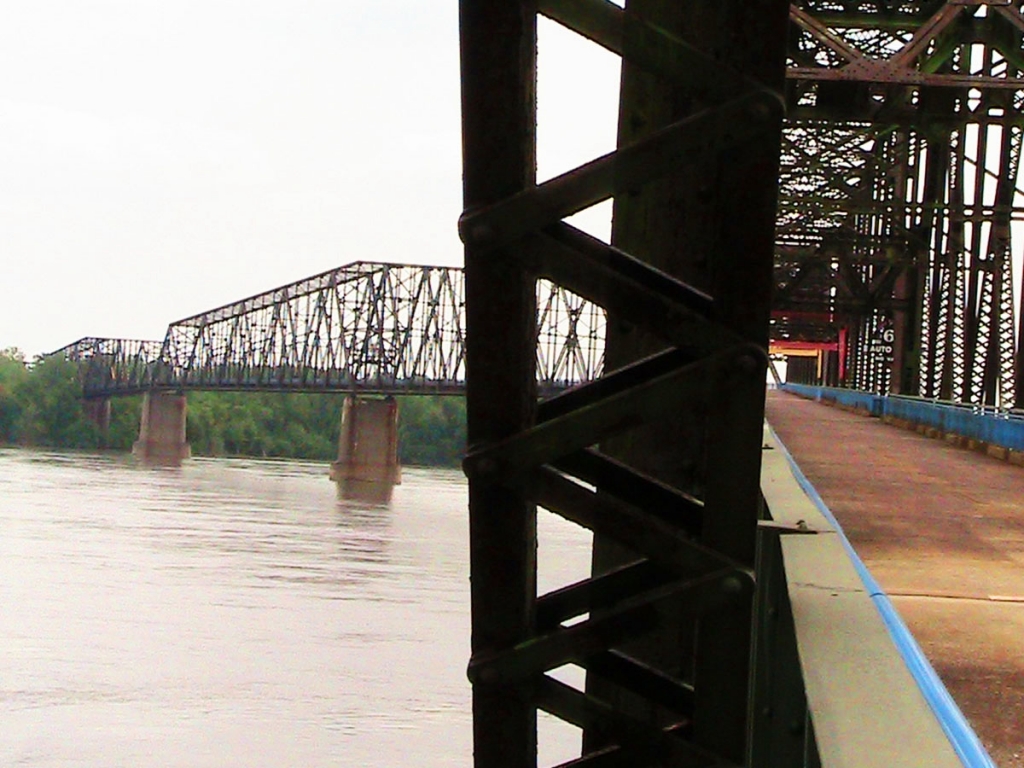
[2,2,620,357]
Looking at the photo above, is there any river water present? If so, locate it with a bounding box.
[1,448,593,767]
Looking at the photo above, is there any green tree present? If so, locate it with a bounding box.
[107,395,143,450]
[0,346,467,466]
[0,348,29,443]
[14,355,99,448]
[397,395,466,466]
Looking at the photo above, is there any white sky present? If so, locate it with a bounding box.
[1,2,620,358]
[13,4,1012,365]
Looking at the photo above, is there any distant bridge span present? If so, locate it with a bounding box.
[52,261,606,399]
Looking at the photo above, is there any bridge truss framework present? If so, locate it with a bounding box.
[460,1,786,765]
[778,0,1024,408]
[53,263,605,399]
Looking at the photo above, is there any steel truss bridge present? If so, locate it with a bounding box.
[52,262,605,399]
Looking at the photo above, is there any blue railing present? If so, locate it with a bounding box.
[782,384,1024,453]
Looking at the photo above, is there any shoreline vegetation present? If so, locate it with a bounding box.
[0,348,466,467]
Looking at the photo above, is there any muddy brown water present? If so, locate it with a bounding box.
[0,448,592,767]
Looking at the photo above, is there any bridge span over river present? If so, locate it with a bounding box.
[50,259,605,474]
[52,260,604,400]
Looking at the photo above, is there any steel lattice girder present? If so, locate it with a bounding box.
[161,262,469,394]
[52,264,607,399]
[48,337,164,399]
[778,1,1024,405]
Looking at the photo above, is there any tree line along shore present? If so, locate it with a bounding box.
[0,348,466,466]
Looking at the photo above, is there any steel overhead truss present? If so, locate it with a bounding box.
[775,123,927,393]
[52,263,604,398]
[780,0,1024,406]
[460,2,788,767]
[163,261,469,394]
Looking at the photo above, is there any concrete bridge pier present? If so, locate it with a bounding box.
[329,396,401,490]
[132,391,191,463]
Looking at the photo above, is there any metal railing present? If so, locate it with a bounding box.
[755,425,996,768]
[782,384,1024,453]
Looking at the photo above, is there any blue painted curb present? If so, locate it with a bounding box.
[768,426,998,768]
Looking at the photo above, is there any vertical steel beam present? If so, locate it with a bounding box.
[692,3,788,759]
[461,2,787,763]
[889,130,923,397]
[941,131,967,401]
[459,3,539,767]
[920,132,952,400]
[585,1,711,747]
[591,0,788,762]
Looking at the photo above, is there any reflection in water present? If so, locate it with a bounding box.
[335,477,396,505]
[132,452,186,469]
[0,449,593,767]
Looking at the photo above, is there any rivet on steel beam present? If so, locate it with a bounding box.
[720,575,744,595]
[467,456,498,477]
[732,343,769,376]
[457,211,494,247]
[468,223,494,245]
[468,663,499,685]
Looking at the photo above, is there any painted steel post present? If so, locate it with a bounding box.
[748,526,813,768]
[459,3,538,767]
[591,1,788,761]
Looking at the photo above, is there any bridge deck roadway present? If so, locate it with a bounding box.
[765,390,1024,768]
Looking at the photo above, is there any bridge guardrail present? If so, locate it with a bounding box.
[756,425,996,768]
[888,393,1024,420]
[782,384,1024,455]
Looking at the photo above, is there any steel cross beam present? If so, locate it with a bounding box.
[779,1,1024,406]
[460,1,788,766]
